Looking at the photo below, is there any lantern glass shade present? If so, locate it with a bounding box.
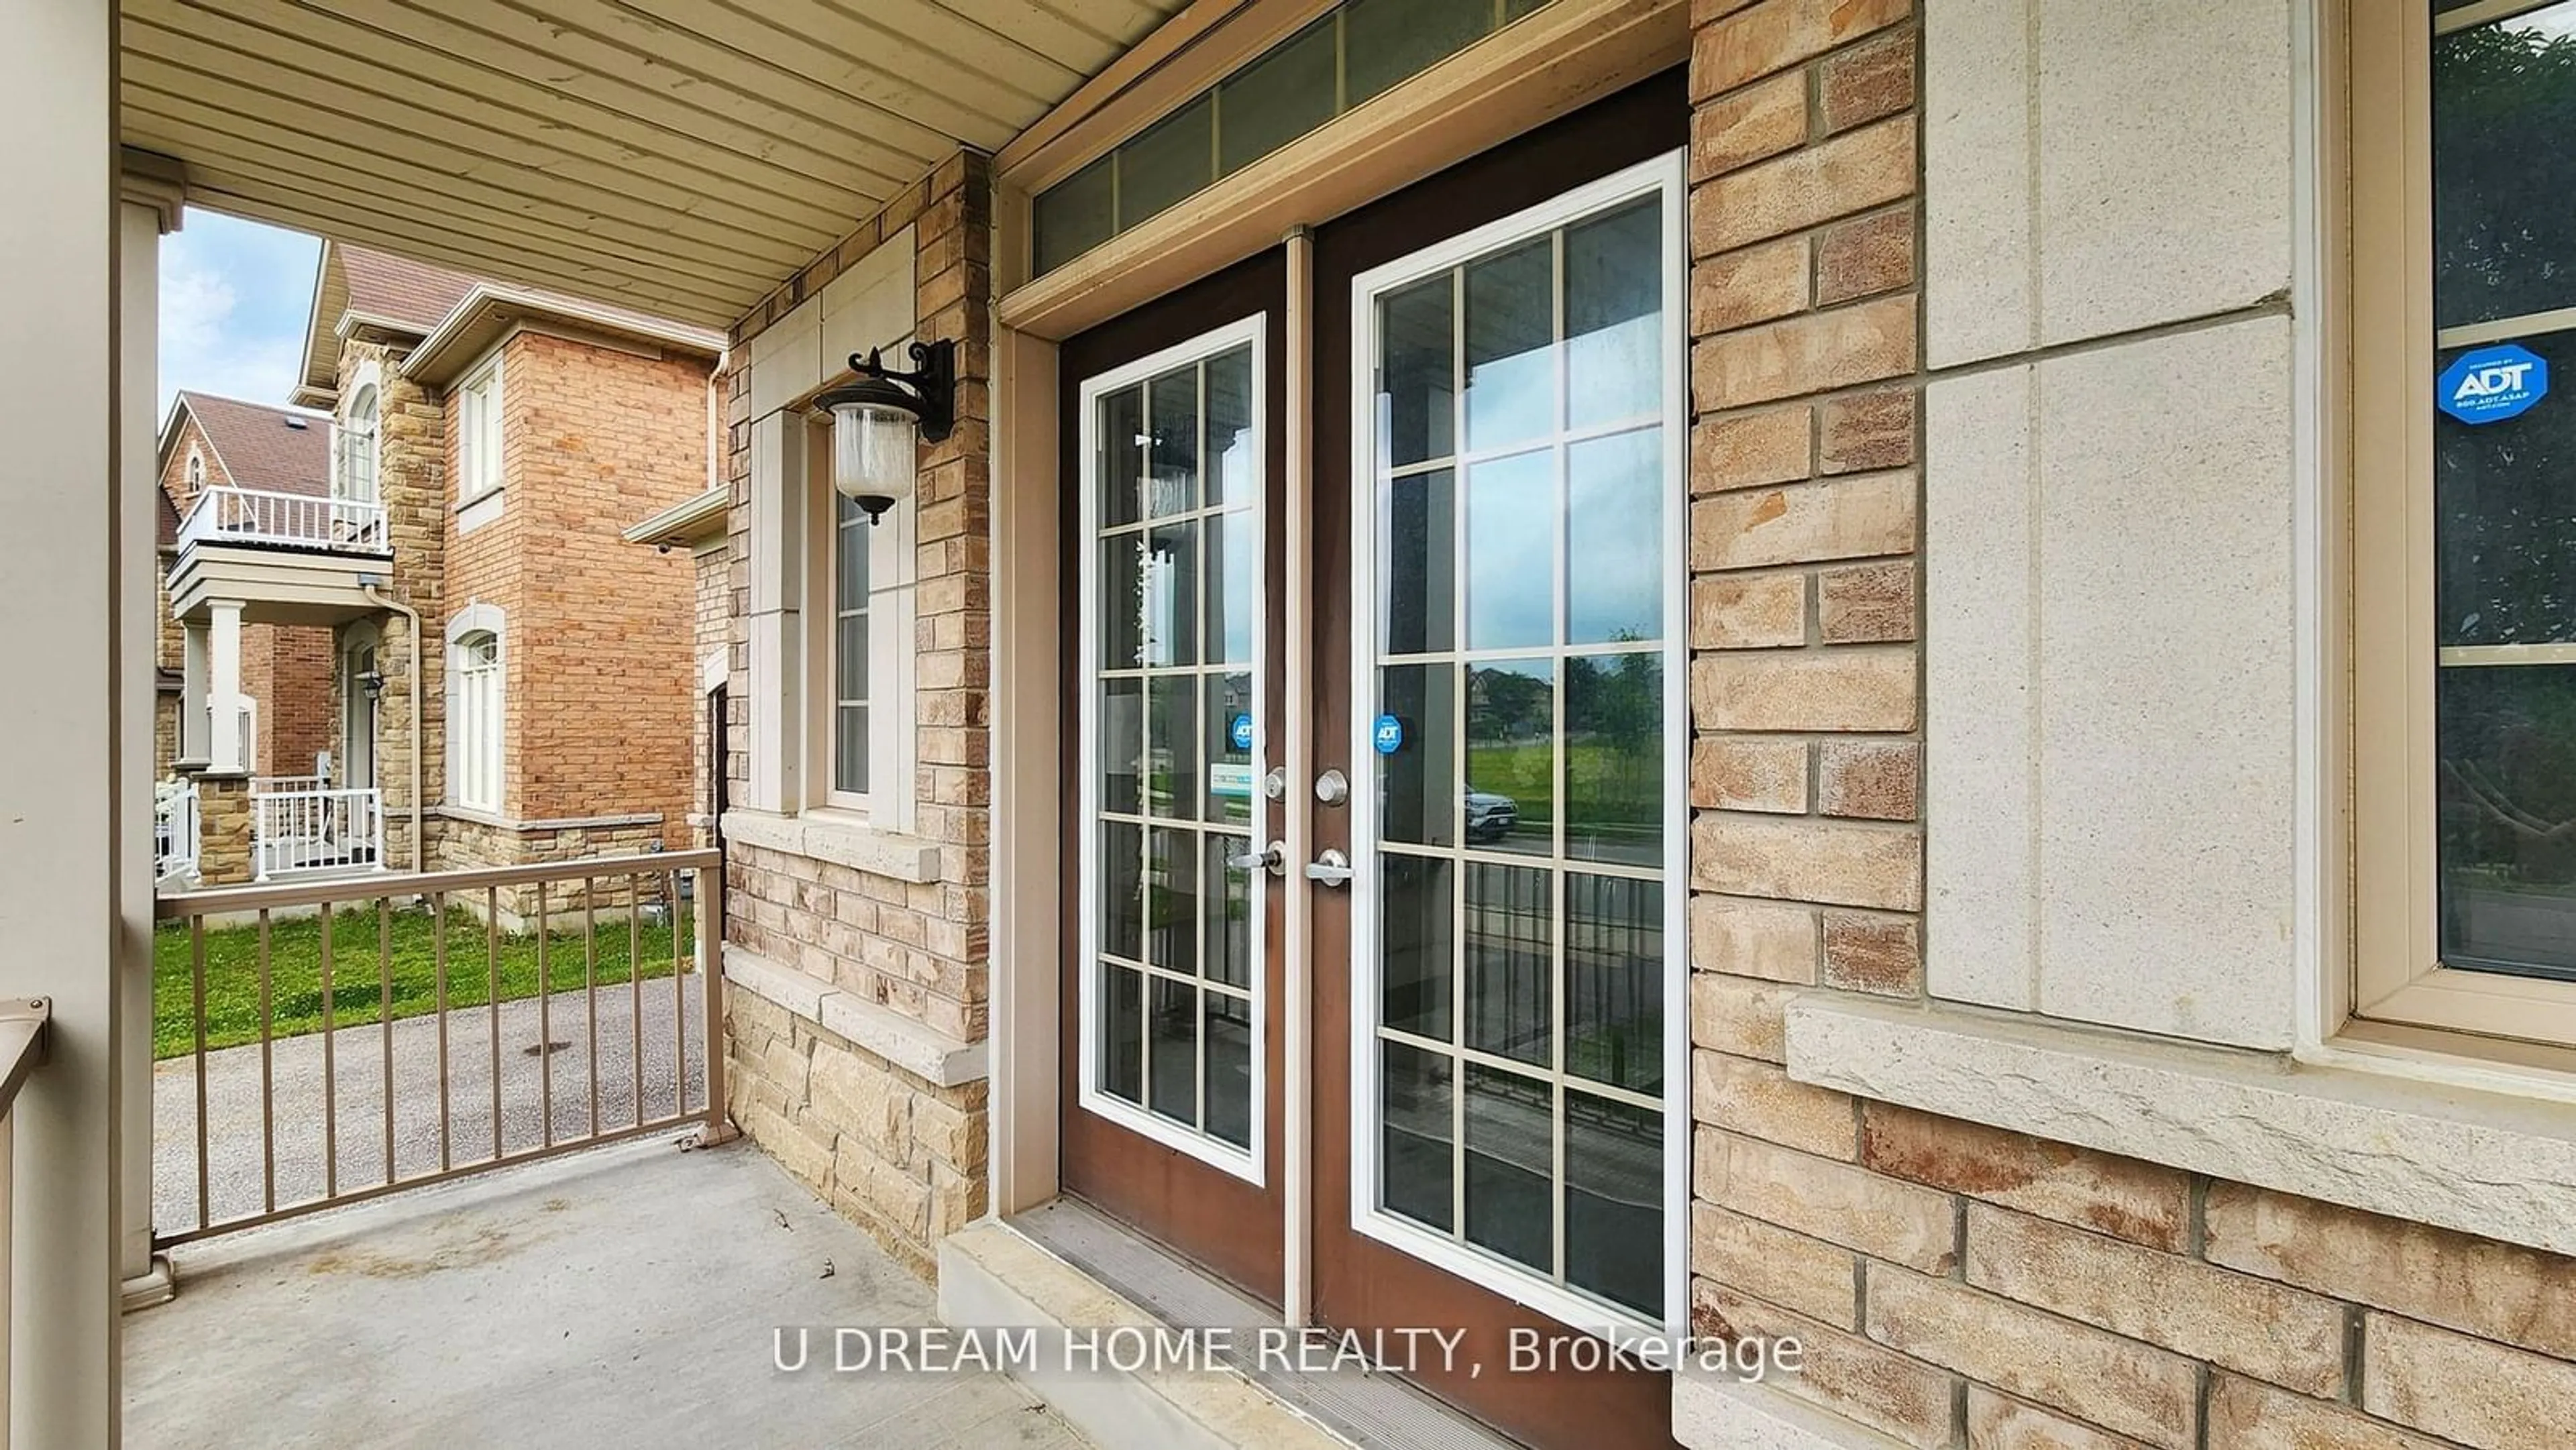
[829,398,917,506]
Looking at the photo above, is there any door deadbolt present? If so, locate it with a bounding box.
[1313,769,1350,807]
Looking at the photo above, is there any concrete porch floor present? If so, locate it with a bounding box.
[125,1136,1090,1450]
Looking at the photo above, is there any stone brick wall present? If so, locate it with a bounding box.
[1680,5,2576,1447]
[717,151,994,1274]
[724,978,986,1279]
[349,337,448,869]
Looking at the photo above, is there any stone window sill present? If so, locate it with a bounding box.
[723,944,983,1086]
[720,808,940,884]
[1785,993,2576,1259]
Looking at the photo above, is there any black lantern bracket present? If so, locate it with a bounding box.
[816,338,957,444]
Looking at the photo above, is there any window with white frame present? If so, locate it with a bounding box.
[340,384,380,504]
[184,446,205,493]
[2353,1,2576,1050]
[800,415,916,823]
[455,355,504,504]
[449,612,505,812]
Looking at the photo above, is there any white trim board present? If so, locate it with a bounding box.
[1072,313,1273,1187]
[1341,150,1691,1341]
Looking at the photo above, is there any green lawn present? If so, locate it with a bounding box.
[153,904,694,1060]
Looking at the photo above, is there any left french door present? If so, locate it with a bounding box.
[1059,253,1289,1302]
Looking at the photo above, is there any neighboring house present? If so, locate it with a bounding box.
[152,392,338,788]
[162,241,722,896]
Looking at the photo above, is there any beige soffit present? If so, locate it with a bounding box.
[995,0,1689,340]
[118,0,1192,329]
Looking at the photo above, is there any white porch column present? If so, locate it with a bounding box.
[0,0,125,1443]
[118,172,182,1311]
[207,599,250,776]
[178,620,210,764]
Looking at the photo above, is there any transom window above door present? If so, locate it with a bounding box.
[1077,317,1270,1180]
[1348,155,1686,1331]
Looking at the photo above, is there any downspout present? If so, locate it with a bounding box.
[362,582,426,873]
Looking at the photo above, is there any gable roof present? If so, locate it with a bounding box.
[297,238,720,405]
[158,391,332,498]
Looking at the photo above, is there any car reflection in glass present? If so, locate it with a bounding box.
[1464,783,1519,844]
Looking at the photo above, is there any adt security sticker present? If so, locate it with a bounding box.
[1372,714,1405,755]
[2439,343,2549,425]
[1230,714,1254,751]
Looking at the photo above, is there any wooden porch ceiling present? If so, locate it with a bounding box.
[117,0,1189,329]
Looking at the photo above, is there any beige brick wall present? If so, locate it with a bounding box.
[1682,6,2574,1448]
[718,152,994,1273]
[471,330,706,832]
[690,545,725,846]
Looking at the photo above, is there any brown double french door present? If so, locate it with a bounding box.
[1060,73,1689,1450]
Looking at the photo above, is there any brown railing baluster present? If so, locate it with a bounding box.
[698,861,726,1140]
[258,909,275,1215]
[435,891,451,1173]
[584,879,599,1141]
[192,916,209,1232]
[671,870,686,1118]
[321,901,337,1200]
[487,886,501,1160]
[379,899,393,1183]
[630,883,643,1127]
[537,882,552,1147]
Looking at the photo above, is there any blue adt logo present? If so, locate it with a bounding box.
[2439,343,2549,425]
[1372,714,1404,755]
[1229,714,1254,751]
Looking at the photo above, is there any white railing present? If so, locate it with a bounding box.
[155,781,200,881]
[178,486,388,553]
[253,787,384,880]
[253,774,330,793]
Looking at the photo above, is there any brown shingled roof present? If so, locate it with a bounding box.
[175,392,331,498]
[339,245,480,334]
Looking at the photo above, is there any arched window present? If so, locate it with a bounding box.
[447,610,504,812]
[341,384,380,504]
[184,447,205,492]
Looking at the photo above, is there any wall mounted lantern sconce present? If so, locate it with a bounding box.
[814,339,955,524]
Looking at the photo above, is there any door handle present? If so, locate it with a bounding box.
[1226,842,1285,877]
[1305,848,1354,887]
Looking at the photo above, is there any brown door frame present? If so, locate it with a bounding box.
[1057,249,1294,1304]
[1303,70,1691,1450]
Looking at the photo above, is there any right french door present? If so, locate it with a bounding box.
[1306,80,1690,1450]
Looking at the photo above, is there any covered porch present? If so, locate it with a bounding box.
[125,1135,1082,1450]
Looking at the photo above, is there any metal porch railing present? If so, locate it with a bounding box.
[176,486,388,553]
[150,850,727,1247]
[155,780,200,881]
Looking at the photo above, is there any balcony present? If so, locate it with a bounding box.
[168,486,394,630]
